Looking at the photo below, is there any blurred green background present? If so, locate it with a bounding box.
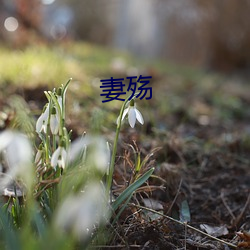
[0,0,250,136]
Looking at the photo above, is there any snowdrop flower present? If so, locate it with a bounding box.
[120,100,144,128]
[67,135,110,173]
[0,130,33,190]
[67,136,87,164]
[89,137,110,173]
[36,103,50,133]
[54,182,109,240]
[50,106,60,135]
[35,144,43,164]
[51,143,67,169]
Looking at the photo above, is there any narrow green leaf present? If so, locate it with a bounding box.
[135,152,141,172]
[32,210,45,237]
[112,193,133,225]
[0,208,21,250]
[112,167,154,211]
[62,78,72,97]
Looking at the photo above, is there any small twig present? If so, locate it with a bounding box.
[113,185,162,196]
[106,222,128,247]
[166,178,183,215]
[135,185,164,193]
[233,192,250,227]
[34,180,59,198]
[130,203,237,249]
[221,190,236,221]
[39,178,60,184]
[89,245,141,248]
[184,221,187,250]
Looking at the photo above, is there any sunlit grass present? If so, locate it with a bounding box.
[0,44,85,86]
[0,42,207,87]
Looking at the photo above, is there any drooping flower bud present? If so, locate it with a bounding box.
[50,106,59,135]
[36,103,50,133]
[51,140,67,169]
[119,100,144,128]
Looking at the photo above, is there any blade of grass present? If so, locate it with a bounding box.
[112,167,154,211]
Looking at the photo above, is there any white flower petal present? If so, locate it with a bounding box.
[121,107,129,121]
[50,114,59,135]
[60,148,67,169]
[93,138,110,172]
[36,113,45,133]
[135,109,144,125]
[118,102,144,128]
[51,147,61,168]
[68,136,110,172]
[0,130,13,151]
[128,107,136,128]
[58,159,64,169]
[0,131,33,190]
[35,150,42,164]
[44,104,50,118]
[51,147,67,169]
[116,107,129,125]
[36,104,50,134]
[42,122,48,133]
[6,133,32,170]
[57,96,63,111]
[68,137,88,163]
[61,148,67,160]
[55,183,109,240]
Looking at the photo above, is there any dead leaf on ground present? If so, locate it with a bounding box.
[237,231,250,248]
[200,224,229,237]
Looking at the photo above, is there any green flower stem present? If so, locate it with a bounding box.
[106,94,138,196]
[61,78,71,127]
[44,138,49,165]
[52,134,56,152]
[44,95,53,164]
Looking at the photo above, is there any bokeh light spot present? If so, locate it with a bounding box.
[50,24,66,40]
[4,17,19,32]
[41,0,55,5]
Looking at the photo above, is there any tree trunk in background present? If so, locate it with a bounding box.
[2,0,250,71]
[204,0,250,71]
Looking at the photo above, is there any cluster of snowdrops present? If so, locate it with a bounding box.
[0,79,153,249]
